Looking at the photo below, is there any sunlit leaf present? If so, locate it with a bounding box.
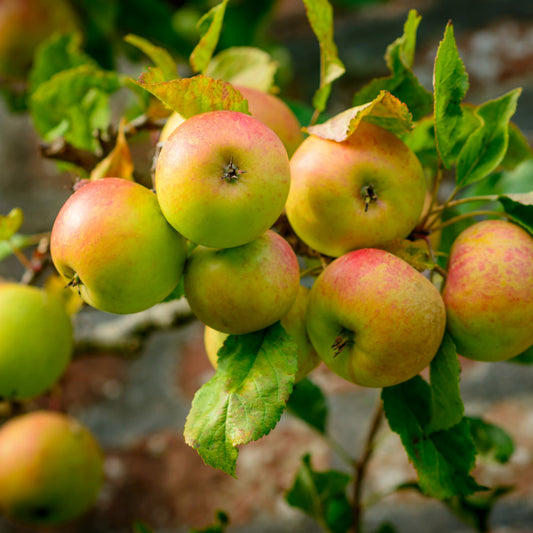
[125,34,178,81]
[498,192,533,234]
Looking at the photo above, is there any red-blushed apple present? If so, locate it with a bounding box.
[306,248,446,387]
[0,0,80,80]
[286,121,426,257]
[0,411,104,526]
[203,284,321,381]
[0,283,72,400]
[51,178,187,315]
[443,219,533,362]
[184,230,300,334]
[158,85,303,156]
[155,110,290,249]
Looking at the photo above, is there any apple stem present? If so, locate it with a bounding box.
[362,184,378,212]
[221,157,246,183]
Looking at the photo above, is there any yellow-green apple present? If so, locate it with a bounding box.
[158,85,303,156]
[184,230,300,334]
[155,110,290,249]
[443,220,533,361]
[203,284,321,381]
[286,121,426,257]
[306,248,446,387]
[0,283,72,400]
[0,0,79,80]
[51,178,187,315]
[0,411,103,526]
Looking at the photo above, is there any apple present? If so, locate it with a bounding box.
[184,230,300,335]
[0,0,79,80]
[306,248,446,387]
[443,219,533,362]
[158,85,303,156]
[0,411,103,526]
[203,284,321,381]
[155,110,290,249]
[0,283,72,400]
[285,121,426,257]
[51,178,187,315]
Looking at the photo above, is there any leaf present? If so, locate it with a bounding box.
[498,192,533,234]
[89,118,134,181]
[287,378,328,434]
[0,209,23,241]
[456,89,522,187]
[205,46,278,92]
[382,376,485,499]
[307,90,412,141]
[30,64,122,151]
[353,10,433,121]
[189,510,229,532]
[133,74,249,119]
[429,333,463,432]
[190,0,229,74]
[184,323,298,477]
[467,417,515,464]
[29,32,96,93]
[286,454,352,533]
[433,22,469,168]
[124,34,178,81]
[133,523,154,533]
[508,343,533,364]
[0,234,33,263]
[500,122,533,170]
[302,0,346,113]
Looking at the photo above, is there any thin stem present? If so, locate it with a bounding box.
[309,108,321,127]
[299,265,325,279]
[351,398,384,533]
[428,194,498,218]
[324,434,357,469]
[432,210,519,232]
[418,165,443,229]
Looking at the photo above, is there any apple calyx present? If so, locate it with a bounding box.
[331,328,354,357]
[221,157,246,183]
[362,184,378,212]
[67,272,82,292]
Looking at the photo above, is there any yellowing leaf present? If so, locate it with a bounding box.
[306,90,412,141]
[0,209,23,241]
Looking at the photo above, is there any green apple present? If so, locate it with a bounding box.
[155,110,290,249]
[158,86,303,156]
[286,121,426,257]
[0,411,104,526]
[203,284,321,381]
[51,178,187,315]
[0,283,72,400]
[443,219,533,362]
[306,248,446,387]
[0,0,79,80]
[184,230,300,334]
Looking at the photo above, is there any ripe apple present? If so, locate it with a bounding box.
[0,411,103,526]
[0,0,79,80]
[443,219,533,361]
[0,283,72,400]
[184,230,300,334]
[51,178,187,315]
[203,284,321,381]
[158,86,303,156]
[306,248,446,387]
[155,110,290,249]
[285,121,426,257]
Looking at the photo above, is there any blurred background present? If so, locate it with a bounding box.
[1,0,533,532]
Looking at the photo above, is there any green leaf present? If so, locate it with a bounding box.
[133,74,249,119]
[286,454,352,533]
[429,333,463,432]
[0,209,24,241]
[133,523,154,533]
[184,322,298,477]
[307,90,412,141]
[467,417,515,464]
[189,510,229,532]
[500,123,533,170]
[498,192,533,234]
[353,10,433,121]
[302,0,346,113]
[403,116,438,171]
[205,46,278,92]
[190,0,229,74]
[29,32,96,93]
[382,376,485,499]
[508,343,533,364]
[433,22,469,168]
[287,378,328,434]
[456,89,522,187]
[0,234,34,263]
[375,523,399,533]
[30,65,121,151]
[124,34,178,81]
